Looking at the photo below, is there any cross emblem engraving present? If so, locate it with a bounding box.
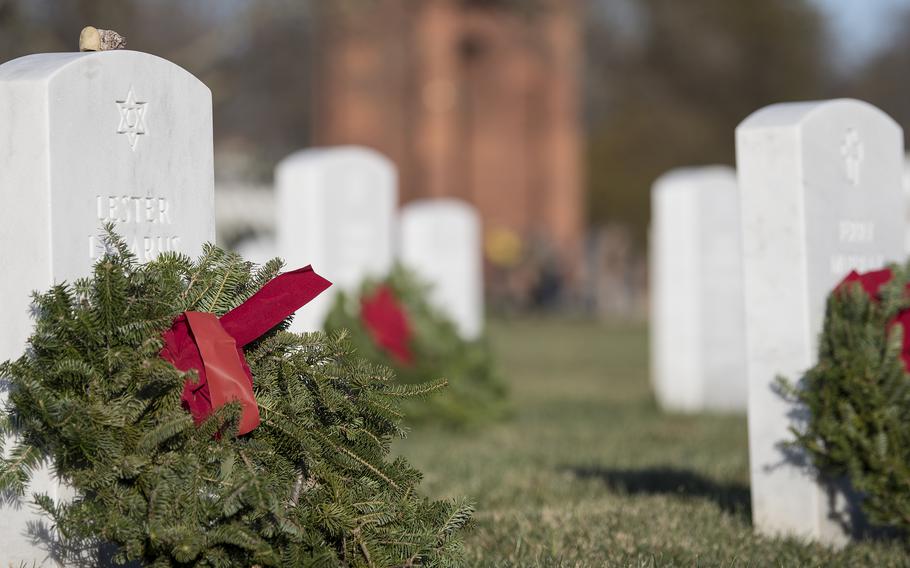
[840,128,864,187]
[116,87,148,151]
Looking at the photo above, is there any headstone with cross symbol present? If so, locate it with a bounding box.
[841,128,865,187]
[736,99,904,545]
[0,49,214,565]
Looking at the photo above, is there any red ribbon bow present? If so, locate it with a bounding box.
[360,285,414,366]
[838,268,910,371]
[161,266,332,435]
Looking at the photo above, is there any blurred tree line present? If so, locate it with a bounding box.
[0,0,907,247]
[844,7,910,135]
[585,0,829,246]
[586,0,910,248]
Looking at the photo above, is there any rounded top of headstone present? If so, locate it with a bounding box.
[276,145,394,173]
[737,98,899,133]
[402,197,478,220]
[0,50,208,96]
[653,165,737,195]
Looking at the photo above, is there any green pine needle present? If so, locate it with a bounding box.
[0,232,471,566]
[784,262,910,534]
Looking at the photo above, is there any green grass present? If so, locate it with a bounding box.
[395,318,910,567]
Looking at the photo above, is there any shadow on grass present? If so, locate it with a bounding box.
[565,465,752,521]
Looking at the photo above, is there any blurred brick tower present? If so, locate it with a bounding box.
[313,0,584,304]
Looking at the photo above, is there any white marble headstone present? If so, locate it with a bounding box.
[399,198,484,340]
[0,50,214,565]
[234,233,278,266]
[649,166,747,413]
[736,99,904,544]
[276,146,396,332]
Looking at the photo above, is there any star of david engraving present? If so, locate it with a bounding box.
[116,87,148,151]
[840,128,864,187]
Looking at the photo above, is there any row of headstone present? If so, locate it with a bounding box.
[650,98,904,546]
[4,47,895,565]
[0,50,215,565]
[274,147,485,339]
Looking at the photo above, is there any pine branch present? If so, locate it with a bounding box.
[0,234,470,565]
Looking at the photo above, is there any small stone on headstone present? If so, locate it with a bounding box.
[79,26,127,52]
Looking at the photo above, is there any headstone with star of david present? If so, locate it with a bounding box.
[736,99,904,545]
[0,49,214,565]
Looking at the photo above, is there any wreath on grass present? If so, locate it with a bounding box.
[0,230,472,567]
[324,266,508,428]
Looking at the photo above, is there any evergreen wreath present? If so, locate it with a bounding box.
[324,266,507,428]
[782,263,910,533]
[0,230,472,567]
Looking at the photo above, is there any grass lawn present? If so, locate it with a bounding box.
[395,318,910,567]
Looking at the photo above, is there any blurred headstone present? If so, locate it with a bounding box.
[737,99,903,545]
[0,49,214,565]
[234,233,278,266]
[399,198,484,339]
[214,183,275,247]
[649,166,746,413]
[276,146,396,332]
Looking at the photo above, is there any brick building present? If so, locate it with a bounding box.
[312,0,584,301]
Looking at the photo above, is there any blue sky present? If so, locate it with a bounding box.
[812,0,910,67]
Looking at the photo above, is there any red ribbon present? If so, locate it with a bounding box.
[837,268,910,371]
[161,266,332,435]
[360,285,414,366]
